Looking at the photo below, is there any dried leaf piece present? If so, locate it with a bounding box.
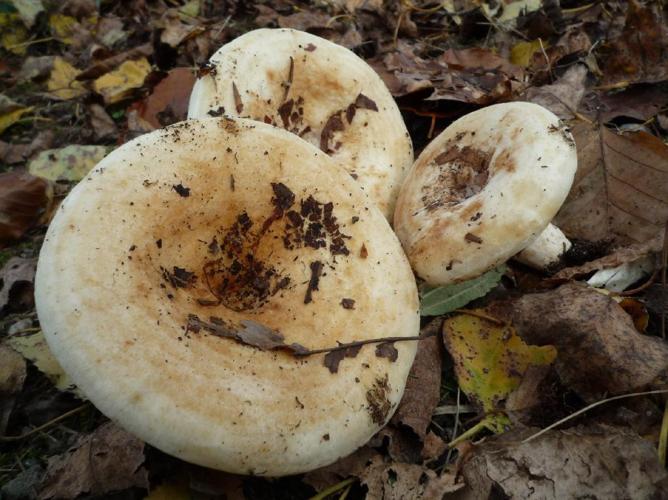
[8,330,83,397]
[92,58,151,105]
[460,426,668,499]
[324,344,362,374]
[523,64,588,120]
[88,104,118,140]
[420,265,506,316]
[0,343,26,434]
[46,57,86,100]
[443,310,557,413]
[0,257,36,312]
[136,67,196,128]
[510,39,545,67]
[0,94,33,135]
[391,320,442,440]
[29,145,108,182]
[11,0,44,28]
[0,12,29,55]
[0,171,52,245]
[304,446,379,491]
[512,283,668,401]
[39,422,148,499]
[554,123,668,246]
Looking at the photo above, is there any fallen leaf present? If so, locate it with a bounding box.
[1,464,44,500]
[87,104,117,140]
[136,67,196,128]
[7,330,83,396]
[0,12,29,55]
[96,15,125,48]
[46,56,86,100]
[276,11,332,31]
[92,58,151,105]
[28,145,108,182]
[390,320,442,440]
[159,9,202,47]
[586,255,653,292]
[554,122,668,246]
[39,422,148,499]
[598,0,668,87]
[510,39,545,67]
[420,265,506,316]
[553,235,662,280]
[304,446,379,492]
[0,94,33,135]
[323,344,362,373]
[361,455,462,500]
[459,426,668,499]
[371,426,423,464]
[421,430,447,462]
[0,343,26,434]
[0,170,51,245]
[511,282,668,401]
[17,55,55,81]
[0,257,36,313]
[48,13,78,44]
[597,85,668,123]
[523,64,588,120]
[443,310,557,413]
[76,42,152,81]
[11,0,44,28]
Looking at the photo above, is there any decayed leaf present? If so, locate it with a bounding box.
[459,426,668,499]
[443,311,557,413]
[390,320,442,440]
[7,330,83,397]
[46,57,86,100]
[39,421,148,499]
[0,343,27,434]
[136,67,196,128]
[0,257,37,313]
[304,446,379,492]
[88,103,118,140]
[511,283,668,401]
[29,145,108,182]
[0,94,33,134]
[0,171,52,245]
[554,122,668,246]
[18,55,55,81]
[360,455,463,500]
[554,234,662,280]
[599,0,668,87]
[510,39,545,67]
[0,12,29,55]
[48,13,78,45]
[92,58,151,105]
[420,265,506,316]
[11,0,44,28]
[523,64,588,120]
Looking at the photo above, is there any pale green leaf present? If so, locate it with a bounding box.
[419,265,507,316]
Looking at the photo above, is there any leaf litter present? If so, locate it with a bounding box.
[2,0,668,497]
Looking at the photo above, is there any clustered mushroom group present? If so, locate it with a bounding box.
[35,29,577,476]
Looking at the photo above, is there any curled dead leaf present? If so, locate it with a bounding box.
[0,171,53,245]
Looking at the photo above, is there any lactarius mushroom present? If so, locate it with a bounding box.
[188,28,413,221]
[394,102,577,285]
[35,118,419,476]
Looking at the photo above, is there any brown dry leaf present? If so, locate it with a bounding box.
[92,58,151,105]
[554,234,662,280]
[0,130,54,165]
[39,421,148,499]
[554,122,668,246]
[390,319,442,441]
[597,85,668,123]
[459,426,667,499]
[598,0,668,87]
[137,67,196,128]
[88,103,118,140]
[421,431,447,462]
[304,446,379,491]
[277,11,332,31]
[0,343,26,434]
[0,257,36,313]
[523,64,588,120]
[76,42,153,81]
[159,9,203,48]
[511,282,668,401]
[360,455,463,499]
[0,171,52,246]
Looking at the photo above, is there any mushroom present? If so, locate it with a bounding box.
[187,28,413,221]
[35,117,419,476]
[393,102,577,285]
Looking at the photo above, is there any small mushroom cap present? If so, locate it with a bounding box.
[394,102,577,285]
[35,118,419,476]
[188,28,413,221]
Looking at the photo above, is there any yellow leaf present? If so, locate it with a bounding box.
[47,56,86,100]
[29,144,109,182]
[93,58,151,104]
[49,13,77,44]
[510,39,546,67]
[0,106,32,134]
[179,0,201,17]
[8,330,85,398]
[0,13,29,55]
[443,310,556,413]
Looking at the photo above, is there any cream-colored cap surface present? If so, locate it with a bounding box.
[188,28,413,221]
[35,118,419,476]
[394,102,577,285]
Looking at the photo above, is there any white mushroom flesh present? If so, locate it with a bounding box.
[515,222,572,269]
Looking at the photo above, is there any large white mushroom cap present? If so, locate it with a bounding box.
[35,118,419,476]
[394,102,577,285]
[187,28,413,221]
